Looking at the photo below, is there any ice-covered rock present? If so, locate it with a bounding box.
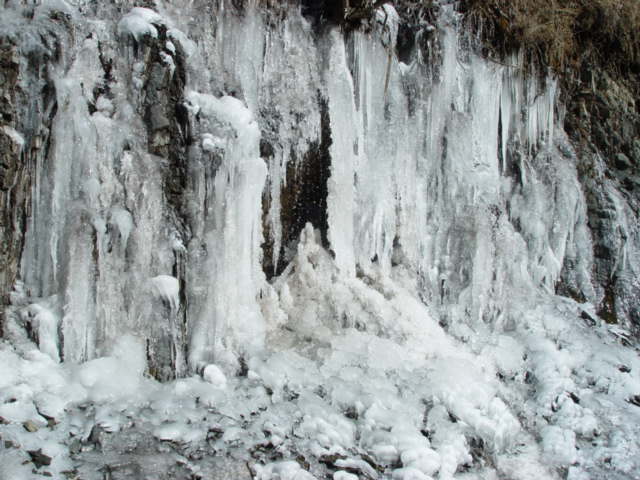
[202,364,227,389]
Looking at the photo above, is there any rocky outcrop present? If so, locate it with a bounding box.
[563,68,640,334]
[458,0,640,334]
[120,14,191,380]
[0,9,62,335]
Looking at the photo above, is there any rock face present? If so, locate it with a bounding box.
[0,0,638,373]
[563,68,640,334]
[457,0,640,334]
[0,9,59,335]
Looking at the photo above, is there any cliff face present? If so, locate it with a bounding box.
[563,68,640,334]
[458,0,640,335]
[3,0,637,365]
[1,1,640,479]
[0,10,58,336]
[0,0,580,369]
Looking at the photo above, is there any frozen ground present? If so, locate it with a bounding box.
[2,227,640,480]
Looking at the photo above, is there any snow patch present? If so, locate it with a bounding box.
[117,7,165,42]
[202,364,227,389]
[151,275,180,311]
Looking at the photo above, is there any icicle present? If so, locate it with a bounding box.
[185,91,267,371]
[326,30,358,277]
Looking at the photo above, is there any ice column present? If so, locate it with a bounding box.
[185,92,268,372]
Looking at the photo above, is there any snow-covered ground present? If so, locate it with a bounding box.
[2,226,639,479]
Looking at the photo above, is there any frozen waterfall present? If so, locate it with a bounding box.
[1,1,639,480]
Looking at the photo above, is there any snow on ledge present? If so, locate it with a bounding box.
[151,275,180,311]
[117,7,166,42]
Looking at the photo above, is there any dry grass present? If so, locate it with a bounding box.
[462,0,640,74]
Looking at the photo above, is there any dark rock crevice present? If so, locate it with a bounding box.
[262,93,332,278]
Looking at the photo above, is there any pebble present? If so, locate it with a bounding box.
[23,420,39,432]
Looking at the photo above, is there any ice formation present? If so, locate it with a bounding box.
[1,1,639,479]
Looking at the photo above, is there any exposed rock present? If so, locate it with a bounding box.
[261,94,332,277]
[628,395,640,408]
[0,35,54,335]
[23,420,39,432]
[564,69,640,333]
[615,153,632,171]
[28,448,52,468]
[69,438,82,455]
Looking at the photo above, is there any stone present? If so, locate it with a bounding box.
[28,449,52,468]
[632,139,640,164]
[150,104,170,131]
[69,438,82,454]
[151,130,171,148]
[23,420,39,432]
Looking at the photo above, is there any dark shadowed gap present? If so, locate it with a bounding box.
[262,93,332,278]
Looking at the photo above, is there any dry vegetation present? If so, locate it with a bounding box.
[461,0,640,75]
[262,0,639,78]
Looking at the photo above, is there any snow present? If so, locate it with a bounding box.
[376,4,400,48]
[326,31,358,277]
[117,7,165,42]
[1,291,640,478]
[151,275,180,311]
[94,97,114,119]
[76,334,148,402]
[202,364,227,389]
[28,304,60,362]
[109,207,134,251]
[168,28,197,57]
[541,426,577,466]
[255,461,317,480]
[36,0,75,17]
[1,125,25,148]
[334,472,358,480]
[183,90,268,372]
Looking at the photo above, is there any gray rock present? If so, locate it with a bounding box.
[28,449,52,468]
[150,104,170,131]
[23,420,39,432]
[69,438,82,454]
